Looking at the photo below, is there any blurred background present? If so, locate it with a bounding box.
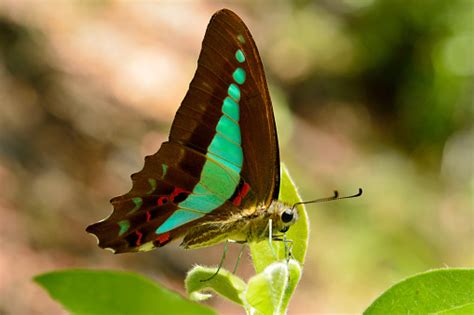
[0,1,472,314]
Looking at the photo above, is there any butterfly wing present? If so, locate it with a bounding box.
[86,9,279,253]
[170,9,280,206]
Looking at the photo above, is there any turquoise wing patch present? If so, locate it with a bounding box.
[156,47,247,234]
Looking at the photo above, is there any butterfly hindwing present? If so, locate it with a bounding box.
[87,143,202,252]
[86,9,279,253]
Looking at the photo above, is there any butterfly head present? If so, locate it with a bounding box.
[268,201,299,233]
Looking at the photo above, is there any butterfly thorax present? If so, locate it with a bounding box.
[181,200,298,249]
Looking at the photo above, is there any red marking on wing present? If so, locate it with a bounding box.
[240,182,250,198]
[156,232,170,245]
[157,196,169,206]
[233,196,242,206]
[232,182,251,206]
[135,230,143,246]
[170,187,186,199]
[156,187,190,207]
[170,187,190,202]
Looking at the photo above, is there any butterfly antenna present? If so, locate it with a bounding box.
[292,188,363,209]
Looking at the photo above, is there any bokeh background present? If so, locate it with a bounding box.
[0,1,472,314]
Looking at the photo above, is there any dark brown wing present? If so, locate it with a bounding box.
[170,9,280,207]
[86,9,279,253]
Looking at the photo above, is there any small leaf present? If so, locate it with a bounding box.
[185,266,246,305]
[34,269,216,315]
[280,260,302,313]
[250,164,309,273]
[364,268,474,315]
[245,261,289,315]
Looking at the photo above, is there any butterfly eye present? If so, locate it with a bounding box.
[281,210,294,223]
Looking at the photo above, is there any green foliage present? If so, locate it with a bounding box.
[280,259,302,313]
[185,266,246,305]
[245,263,289,314]
[348,0,473,163]
[34,269,216,315]
[364,268,474,314]
[246,260,301,315]
[185,260,301,315]
[34,267,474,315]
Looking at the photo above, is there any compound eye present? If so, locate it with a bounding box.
[281,210,294,223]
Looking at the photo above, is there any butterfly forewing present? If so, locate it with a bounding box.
[86,9,279,253]
[171,9,280,205]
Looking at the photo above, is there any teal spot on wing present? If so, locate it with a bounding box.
[199,159,240,197]
[237,34,245,44]
[175,158,239,216]
[147,178,157,194]
[208,152,241,174]
[179,187,225,212]
[156,54,249,234]
[222,97,239,121]
[208,134,243,169]
[228,84,240,102]
[216,115,241,145]
[162,164,168,178]
[159,156,241,229]
[157,159,242,233]
[235,49,245,63]
[193,183,210,195]
[118,220,130,236]
[233,68,246,85]
[128,197,143,214]
[156,210,204,234]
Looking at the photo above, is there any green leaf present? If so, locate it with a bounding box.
[364,268,474,315]
[249,164,309,273]
[185,266,246,305]
[34,269,216,315]
[280,259,302,313]
[245,260,302,315]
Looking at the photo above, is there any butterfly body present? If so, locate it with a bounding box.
[181,200,297,249]
[87,9,299,254]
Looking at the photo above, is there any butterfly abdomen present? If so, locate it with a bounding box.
[180,200,297,249]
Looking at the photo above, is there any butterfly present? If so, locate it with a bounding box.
[86,9,299,254]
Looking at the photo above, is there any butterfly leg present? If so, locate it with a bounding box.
[200,241,229,282]
[232,243,246,274]
[268,219,277,259]
[273,235,295,283]
[283,234,294,262]
[272,234,294,261]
